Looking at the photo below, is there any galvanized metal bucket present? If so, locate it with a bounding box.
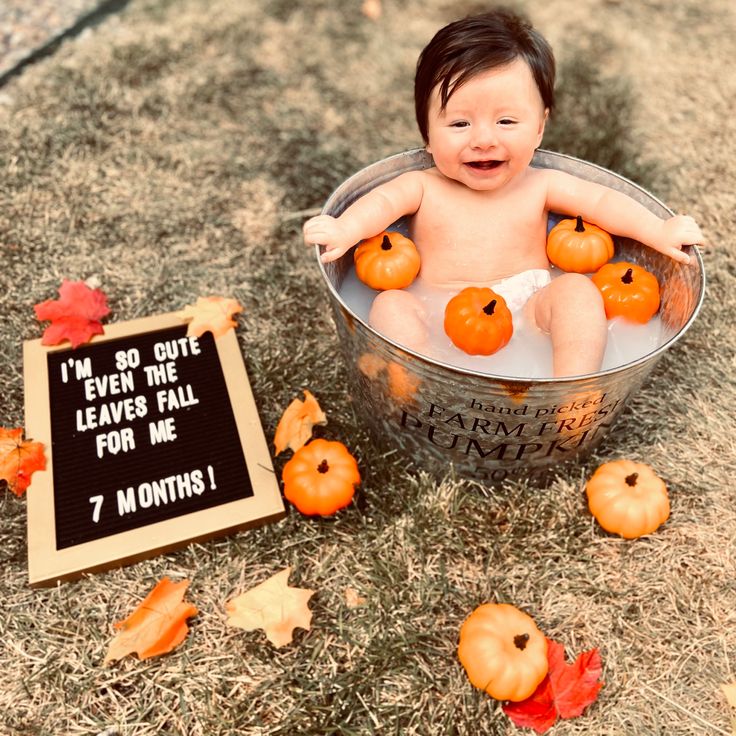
[317,149,704,485]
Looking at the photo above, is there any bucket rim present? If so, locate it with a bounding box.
[316,148,705,384]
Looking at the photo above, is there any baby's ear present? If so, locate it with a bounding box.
[536,109,549,146]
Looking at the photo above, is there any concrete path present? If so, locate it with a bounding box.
[0,0,125,85]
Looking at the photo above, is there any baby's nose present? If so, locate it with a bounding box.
[471,124,498,149]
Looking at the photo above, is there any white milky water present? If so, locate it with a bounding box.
[339,265,665,378]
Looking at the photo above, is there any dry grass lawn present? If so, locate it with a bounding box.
[1,0,735,734]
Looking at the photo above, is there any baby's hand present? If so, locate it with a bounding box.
[650,215,703,265]
[303,215,357,264]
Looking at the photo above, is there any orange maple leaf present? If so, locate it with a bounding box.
[273,390,327,456]
[0,427,46,496]
[176,296,243,338]
[34,279,110,348]
[225,567,315,648]
[104,577,198,664]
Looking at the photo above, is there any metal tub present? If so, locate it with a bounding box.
[317,149,704,485]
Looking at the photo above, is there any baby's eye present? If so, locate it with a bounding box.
[498,119,516,126]
[450,121,469,128]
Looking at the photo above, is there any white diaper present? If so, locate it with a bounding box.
[491,269,551,313]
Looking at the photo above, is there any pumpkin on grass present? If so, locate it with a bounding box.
[354,231,421,290]
[586,459,670,538]
[546,215,614,273]
[444,287,513,356]
[458,603,548,702]
[591,261,660,323]
[282,438,360,516]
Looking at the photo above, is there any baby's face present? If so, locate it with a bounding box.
[425,58,547,192]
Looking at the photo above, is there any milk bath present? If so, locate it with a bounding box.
[339,263,664,379]
[338,208,667,378]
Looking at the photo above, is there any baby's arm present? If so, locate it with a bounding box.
[545,169,703,264]
[304,171,424,263]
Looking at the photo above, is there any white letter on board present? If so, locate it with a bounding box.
[117,487,137,515]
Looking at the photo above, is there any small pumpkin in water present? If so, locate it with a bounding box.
[546,215,614,273]
[458,603,548,702]
[282,439,360,516]
[591,261,660,323]
[354,231,421,290]
[585,459,670,538]
[444,287,513,355]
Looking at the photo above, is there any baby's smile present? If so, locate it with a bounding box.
[465,159,505,171]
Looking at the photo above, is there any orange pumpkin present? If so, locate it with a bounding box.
[444,287,513,356]
[546,215,614,273]
[591,261,660,323]
[282,439,360,516]
[586,459,670,538]
[354,231,421,290]
[458,603,548,702]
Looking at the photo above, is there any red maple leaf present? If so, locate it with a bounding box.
[503,639,603,733]
[34,279,110,348]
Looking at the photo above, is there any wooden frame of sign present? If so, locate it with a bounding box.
[23,312,285,587]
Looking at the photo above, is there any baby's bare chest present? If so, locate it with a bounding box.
[408,181,550,283]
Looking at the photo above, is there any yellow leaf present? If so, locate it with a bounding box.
[176,295,243,338]
[361,0,382,20]
[273,390,327,455]
[104,578,198,664]
[344,587,366,608]
[225,567,314,648]
[721,681,736,708]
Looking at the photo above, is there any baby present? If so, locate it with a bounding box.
[303,8,703,377]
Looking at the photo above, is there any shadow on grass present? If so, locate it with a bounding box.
[544,46,659,190]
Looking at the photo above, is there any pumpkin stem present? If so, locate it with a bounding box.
[317,459,329,474]
[380,234,392,251]
[621,267,634,284]
[483,299,497,316]
[574,215,585,232]
[625,472,638,486]
[513,633,530,650]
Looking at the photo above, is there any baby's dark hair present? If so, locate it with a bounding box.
[414,8,555,143]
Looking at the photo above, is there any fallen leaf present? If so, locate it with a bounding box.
[104,577,198,664]
[722,681,736,708]
[273,390,327,455]
[344,587,367,608]
[0,427,46,496]
[502,677,557,734]
[361,0,382,20]
[503,639,603,733]
[176,295,243,338]
[226,567,314,648]
[34,279,110,348]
